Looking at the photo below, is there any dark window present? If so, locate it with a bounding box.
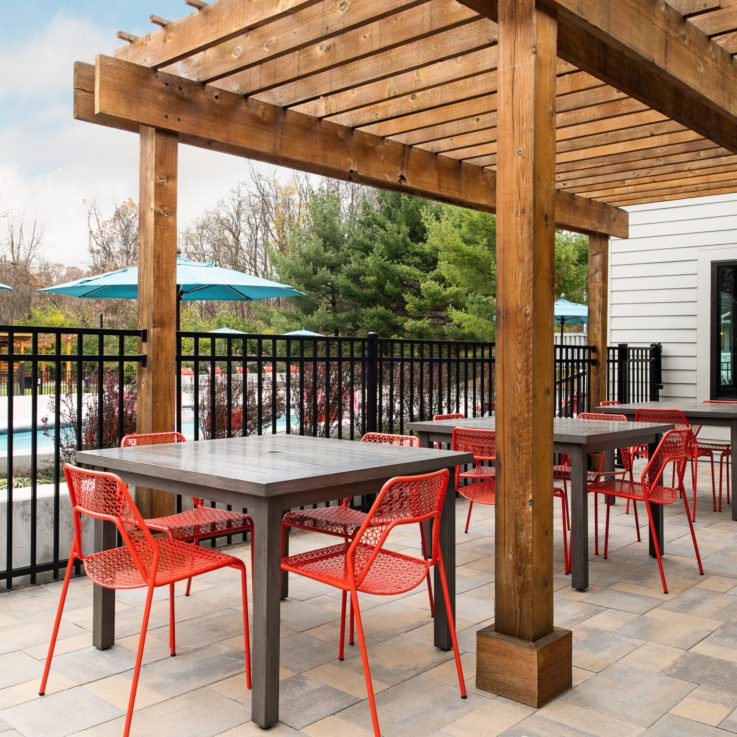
[712,260,737,399]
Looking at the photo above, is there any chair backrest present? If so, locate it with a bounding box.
[451,427,495,463]
[600,400,621,406]
[361,432,419,447]
[703,400,737,404]
[640,428,695,494]
[433,413,465,421]
[576,412,633,472]
[348,469,449,585]
[63,463,157,584]
[635,407,690,431]
[121,431,186,447]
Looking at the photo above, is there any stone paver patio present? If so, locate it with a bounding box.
[2,470,737,737]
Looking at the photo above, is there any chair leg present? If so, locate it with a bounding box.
[169,583,176,656]
[593,492,599,556]
[604,497,611,559]
[691,457,698,520]
[39,547,77,695]
[643,500,668,594]
[418,522,434,616]
[339,591,347,661]
[709,454,717,512]
[350,589,382,737]
[349,595,355,647]
[558,491,570,574]
[123,581,156,737]
[681,490,704,577]
[632,501,641,542]
[237,562,252,689]
[436,553,467,698]
[184,537,201,596]
[464,499,474,534]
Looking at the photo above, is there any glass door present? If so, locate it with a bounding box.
[712,261,737,399]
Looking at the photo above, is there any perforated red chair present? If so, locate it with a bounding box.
[599,400,622,406]
[589,429,703,593]
[40,464,251,737]
[121,432,254,594]
[282,468,466,737]
[433,413,465,421]
[701,400,736,510]
[634,408,716,518]
[451,427,496,533]
[576,412,638,555]
[282,432,432,658]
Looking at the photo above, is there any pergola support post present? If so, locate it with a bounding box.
[135,125,178,518]
[587,234,609,409]
[476,0,572,707]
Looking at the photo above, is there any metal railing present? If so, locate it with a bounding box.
[1,325,661,589]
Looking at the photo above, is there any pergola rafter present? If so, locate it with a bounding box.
[78,0,737,724]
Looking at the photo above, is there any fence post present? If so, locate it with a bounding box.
[616,343,630,404]
[366,332,379,433]
[649,343,663,401]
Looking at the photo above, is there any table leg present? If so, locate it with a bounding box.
[731,422,737,522]
[434,469,456,651]
[648,437,664,558]
[570,448,589,591]
[250,500,284,729]
[93,518,116,649]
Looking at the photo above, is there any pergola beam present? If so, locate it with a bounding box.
[458,0,737,153]
[77,57,628,237]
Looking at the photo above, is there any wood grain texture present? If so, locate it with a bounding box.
[86,56,628,237]
[135,126,178,518]
[495,0,556,643]
[476,625,572,706]
[587,234,609,412]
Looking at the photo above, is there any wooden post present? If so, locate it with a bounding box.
[476,0,572,707]
[136,126,178,518]
[588,235,609,409]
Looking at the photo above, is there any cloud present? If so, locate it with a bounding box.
[0,10,283,270]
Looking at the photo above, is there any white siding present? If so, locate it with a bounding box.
[610,193,737,404]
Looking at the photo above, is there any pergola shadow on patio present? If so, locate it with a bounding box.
[71,0,737,718]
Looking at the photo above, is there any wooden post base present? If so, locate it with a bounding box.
[476,625,572,707]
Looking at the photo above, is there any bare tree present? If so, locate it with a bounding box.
[87,199,138,272]
[0,211,46,323]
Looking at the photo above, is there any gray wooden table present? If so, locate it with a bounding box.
[77,434,472,729]
[407,416,672,592]
[597,401,737,520]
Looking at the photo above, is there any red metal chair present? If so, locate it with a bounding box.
[40,464,251,737]
[121,432,254,594]
[701,400,736,510]
[282,432,433,658]
[451,427,496,533]
[634,408,716,518]
[576,412,638,554]
[599,400,622,406]
[589,428,703,593]
[432,413,465,449]
[282,468,466,737]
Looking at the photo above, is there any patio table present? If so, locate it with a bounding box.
[597,401,737,521]
[406,416,672,591]
[76,434,472,729]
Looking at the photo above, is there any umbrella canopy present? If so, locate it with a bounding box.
[0,284,11,291]
[209,327,246,334]
[39,257,305,301]
[554,297,588,339]
[282,328,324,337]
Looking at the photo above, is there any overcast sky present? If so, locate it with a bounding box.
[0,1,281,269]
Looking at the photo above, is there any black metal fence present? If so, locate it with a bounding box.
[1,325,661,589]
[607,342,662,404]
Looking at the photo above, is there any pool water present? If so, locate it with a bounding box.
[1,416,288,454]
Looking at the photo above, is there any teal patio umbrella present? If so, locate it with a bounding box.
[0,284,11,290]
[39,257,305,327]
[209,327,246,335]
[554,297,587,340]
[282,328,324,337]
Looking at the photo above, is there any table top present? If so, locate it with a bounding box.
[597,401,737,422]
[76,434,474,499]
[406,415,673,448]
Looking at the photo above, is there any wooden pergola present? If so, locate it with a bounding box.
[75,0,737,721]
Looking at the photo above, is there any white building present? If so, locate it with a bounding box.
[610,193,737,405]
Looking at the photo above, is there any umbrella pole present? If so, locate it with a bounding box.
[559,317,565,342]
